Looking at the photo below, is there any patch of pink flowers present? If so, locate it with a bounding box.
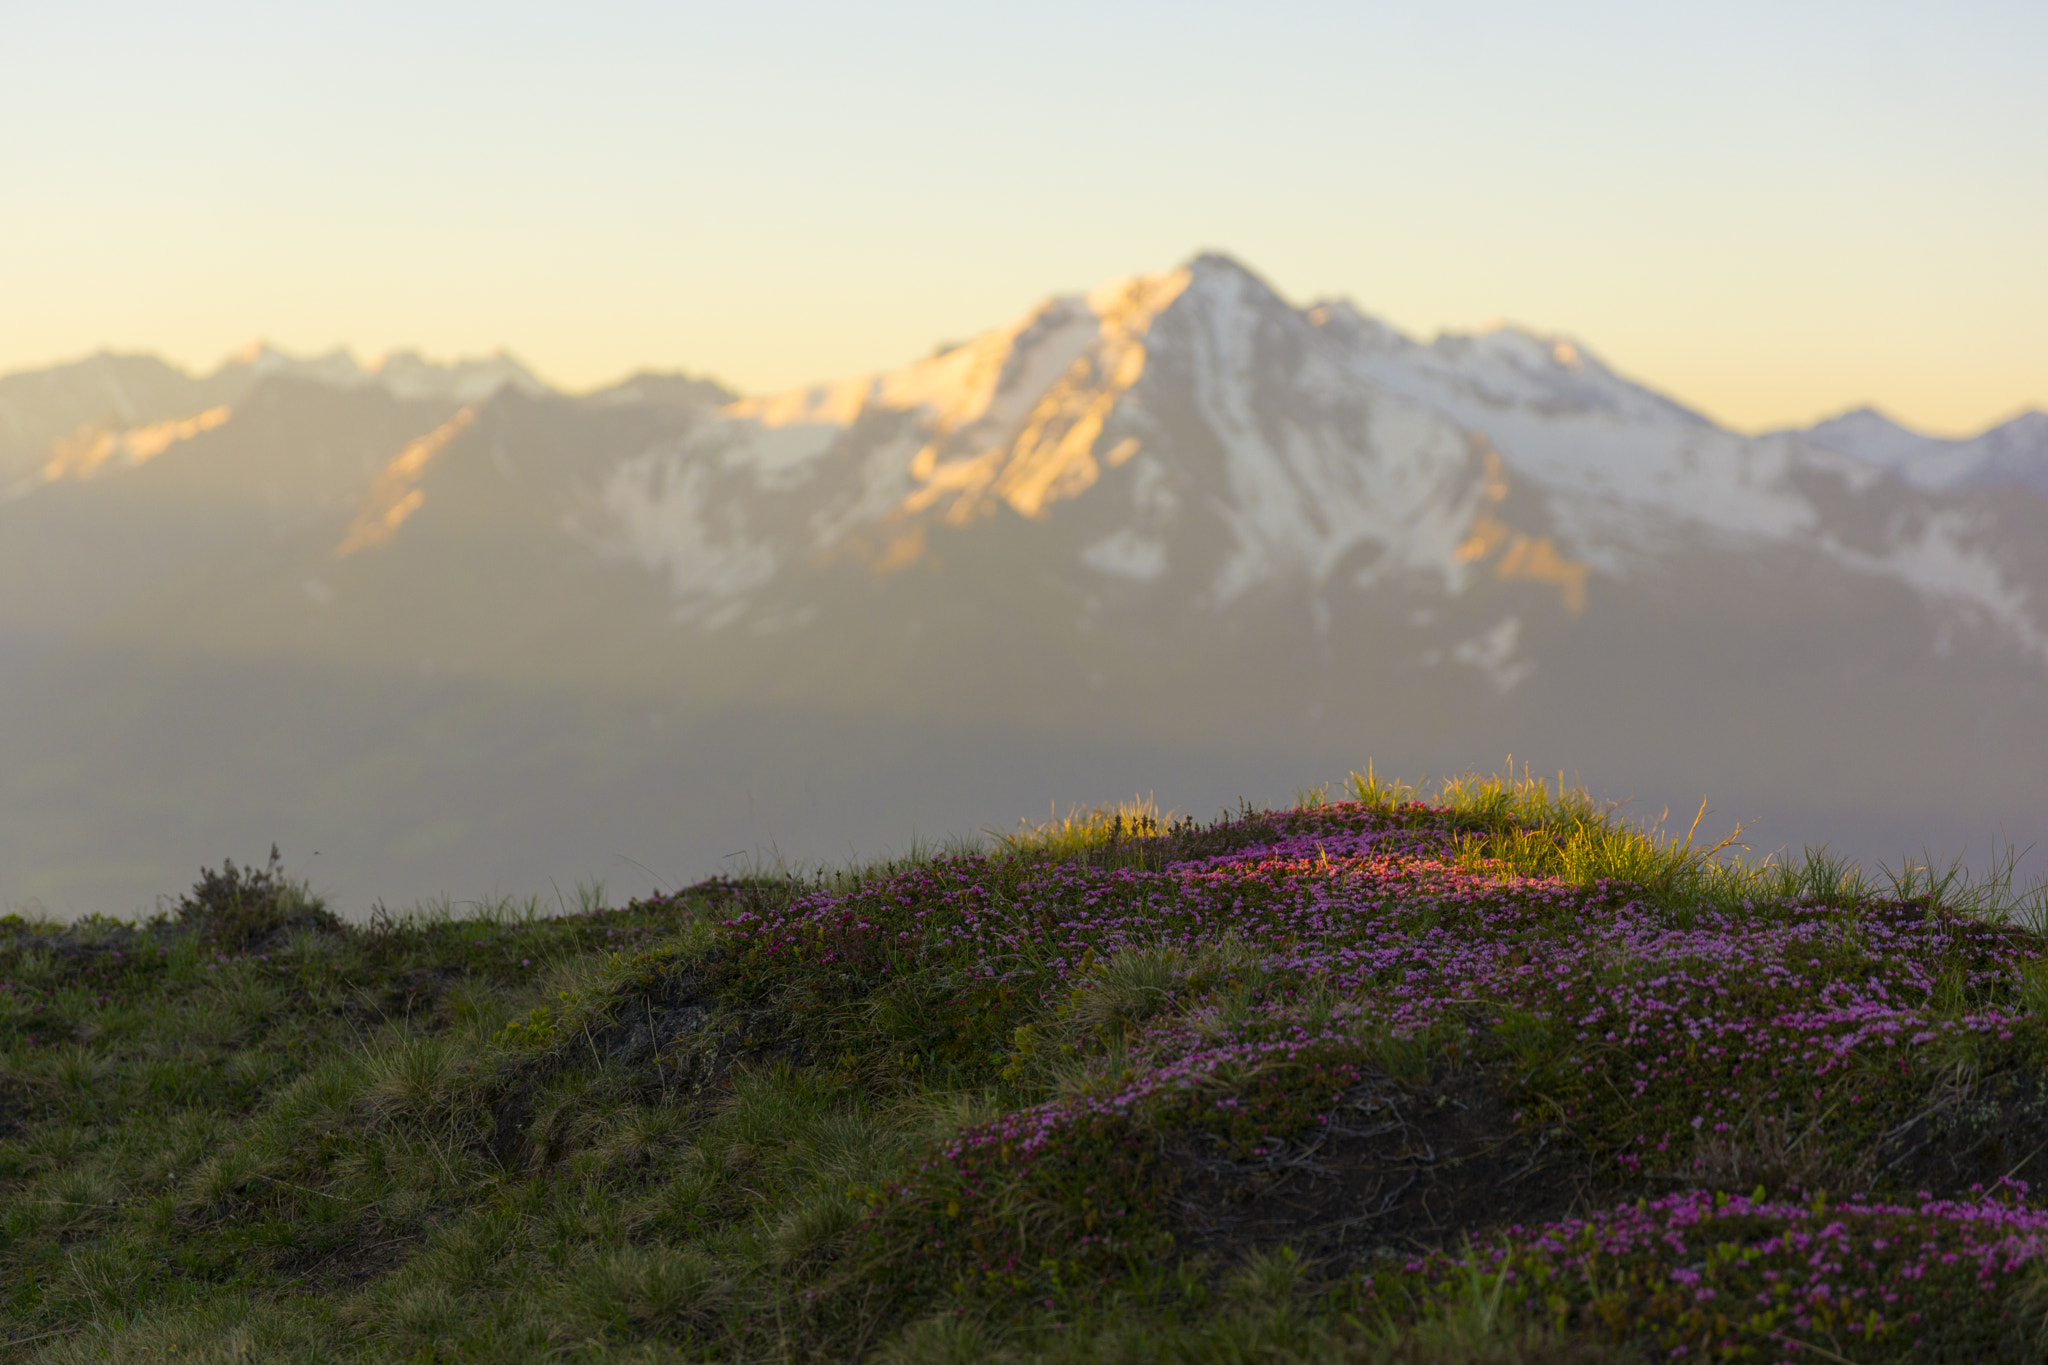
[736,798,2048,1336]
[1434,1183,2048,1359]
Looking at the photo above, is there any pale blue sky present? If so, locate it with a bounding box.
[4,0,2043,432]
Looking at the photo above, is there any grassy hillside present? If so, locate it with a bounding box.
[4,770,2048,1362]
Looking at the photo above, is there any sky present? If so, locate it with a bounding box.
[3,0,2044,436]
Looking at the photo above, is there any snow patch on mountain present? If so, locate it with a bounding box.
[222,341,368,389]
[1080,527,1168,582]
[211,341,545,405]
[1452,616,1532,693]
[1821,508,2048,664]
[365,350,546,404]
[598,454,778,623]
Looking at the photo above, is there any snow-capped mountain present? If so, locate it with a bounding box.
[1790,406,2048,499]
[0,254,2041,919]
[594,254,2048,671]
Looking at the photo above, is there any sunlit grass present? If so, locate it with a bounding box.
[988,793,1177,862]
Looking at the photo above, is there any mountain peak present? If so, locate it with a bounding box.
[1459,321,1595,372]
[1177,251,1290,303]
[357,349,544,404]
[1183,249,1259,277]
[1789,404,2048,496]
[1982,408,2048,443]
[1805,404,1915,436]
[1798,406,1950,469]
[585,371,738,410]
[223,338,279,368]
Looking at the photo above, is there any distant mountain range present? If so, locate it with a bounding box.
[3,254,2042,917]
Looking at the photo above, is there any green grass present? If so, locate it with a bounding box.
[4,770,2048,1361]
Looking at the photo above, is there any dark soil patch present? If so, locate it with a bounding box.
[272,1219,420,1295]
[383,965,464,1019]
[487,1085,540,1169]
[1877,1071,2048,1197]
[0,1006,78,1049]
[599,978,714,1071]
[588,966,811,1094]
[485,970,756,1169]
[0,1080,31,1141]
[1167,1071,1597,1269]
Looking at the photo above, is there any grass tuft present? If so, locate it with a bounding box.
[989,794,1177,863]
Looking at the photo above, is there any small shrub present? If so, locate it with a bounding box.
[174,845,338,949]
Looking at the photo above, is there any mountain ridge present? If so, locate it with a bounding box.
[8,250,2041,498]
[1,251,2042,916]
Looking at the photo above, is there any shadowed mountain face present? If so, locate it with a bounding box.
[3,256,2043,917]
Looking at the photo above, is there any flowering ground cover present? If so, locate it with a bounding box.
[3,773,2046,1362]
